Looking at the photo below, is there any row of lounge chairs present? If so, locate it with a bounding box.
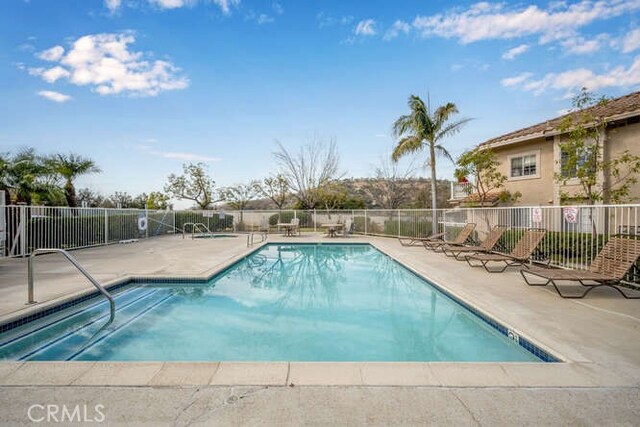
[400,223,640,299]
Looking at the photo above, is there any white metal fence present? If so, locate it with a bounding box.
[2,204,640,283]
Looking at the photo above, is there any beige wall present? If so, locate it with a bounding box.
[488,121,640,206]
[606,122,640,203]
[492,138,555,206]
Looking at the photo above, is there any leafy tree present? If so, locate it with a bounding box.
[146,191,171,210]
[274,137,343,209]
[392,95,471,213]
[48,153,100,207]
[556,88,640,204]
[4,148,59,205]
[108,191,134,208]
[220,181,260,223]
[77,188,105,207]
[258,174,290,210]
[165,162,220,209]
[454,148,520,206]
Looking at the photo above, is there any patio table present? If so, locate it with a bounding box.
[276,223,297,236]
[321,223,343,238]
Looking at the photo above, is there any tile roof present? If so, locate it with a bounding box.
[460,190,503,205]
[480,90,640,147]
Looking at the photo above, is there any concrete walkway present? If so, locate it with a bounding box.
[1,233,639,425]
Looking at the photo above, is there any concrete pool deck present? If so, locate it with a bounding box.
[1,233,639,424]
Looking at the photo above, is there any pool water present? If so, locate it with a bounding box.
[0,244,542,362]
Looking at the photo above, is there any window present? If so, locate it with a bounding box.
[510,154,537,178]
[560,147,594,178]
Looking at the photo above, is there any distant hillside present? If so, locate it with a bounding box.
[244,178,453,210]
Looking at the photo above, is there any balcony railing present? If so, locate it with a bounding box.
[450,181,473,200]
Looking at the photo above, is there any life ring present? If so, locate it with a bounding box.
[138,215,148,231]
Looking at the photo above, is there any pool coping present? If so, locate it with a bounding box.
[0,360,635,388]
[1,237,632,388]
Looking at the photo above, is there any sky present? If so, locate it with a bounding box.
[1,0,639,207]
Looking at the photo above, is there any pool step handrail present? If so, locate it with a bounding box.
[182,222,212,239]
[27,248,116,325]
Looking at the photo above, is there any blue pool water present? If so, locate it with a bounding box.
[0,244,543,362]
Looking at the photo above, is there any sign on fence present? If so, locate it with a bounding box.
[563,207,578,224]
[531,207,542,224]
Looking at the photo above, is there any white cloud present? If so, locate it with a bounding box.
[104,0,121,12]
[40,66,71,83]
[245,11,274,25]
[272,2,283,15]
[38,45,65,61]
[28,33,188,97]
[502,44,529,60]
[561,34,608,54]
[622,28,640,53]
[501,72,534,87]
[503,57,640,94]
[211,0,239,14]
[149,0,190,9]
[412,1,640,44]
[109,0,238,14]
[256,14,273,24]
[354,19,377,37]
[37,90,72,103]
[317,12,353,28]
[384,20,411,41]
[136,144,220,161]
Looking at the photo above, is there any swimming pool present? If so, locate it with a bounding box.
[0,244,554,362]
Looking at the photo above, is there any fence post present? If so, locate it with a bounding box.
[397,210,400,237]
[313,209,316,233]
[364,209,368,235]
[145,208,149,239]
[104,209,109,245]
[19,205,26,257]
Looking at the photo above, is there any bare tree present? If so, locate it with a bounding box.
[273,137,343,209]
[361,155,417,209]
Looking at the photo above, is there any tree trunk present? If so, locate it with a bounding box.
[429,143,437,210]
[64,180,77,208]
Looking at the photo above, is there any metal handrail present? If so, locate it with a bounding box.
[28,248,115,325]
[182,222,212,239]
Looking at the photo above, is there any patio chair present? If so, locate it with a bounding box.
[520,236,640,299]
[342,218,353,237]
[290,218,300,236]
[423,223,475,252]
[465,229,547,273]
[442,226,507,260]
[398,232,446,247]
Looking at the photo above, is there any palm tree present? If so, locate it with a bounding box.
[392,95,471,213]
[49,154,100,207]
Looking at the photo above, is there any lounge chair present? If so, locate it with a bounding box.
[398,232,446,247]
[423,223,476,252]
[465,229,547,273]
[520,236,640,299]
[442,226,507,260]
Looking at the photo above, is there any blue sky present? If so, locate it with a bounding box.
[1,0,639,206]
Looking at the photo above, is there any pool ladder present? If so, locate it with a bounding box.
[27,248,116,326]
